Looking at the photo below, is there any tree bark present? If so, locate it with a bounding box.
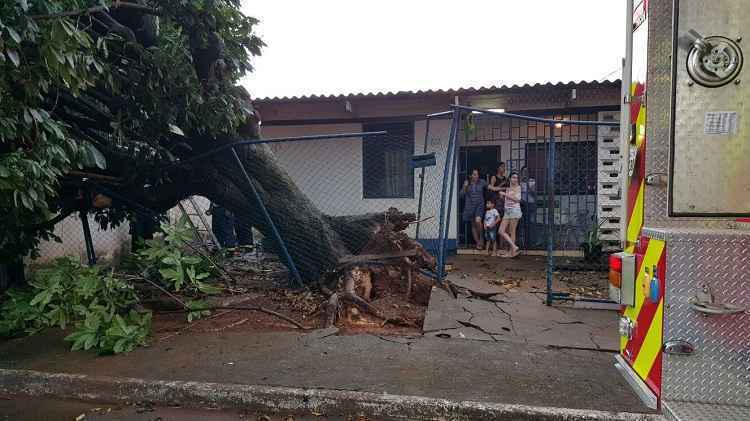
[193,142,352,282]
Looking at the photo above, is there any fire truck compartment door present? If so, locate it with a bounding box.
[671,0,750,215]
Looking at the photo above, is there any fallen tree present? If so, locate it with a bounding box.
[0,0,438,323]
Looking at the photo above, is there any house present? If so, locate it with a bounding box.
[254,80,622,254]
[31,80,622,267]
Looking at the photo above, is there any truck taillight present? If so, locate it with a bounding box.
[609,254,622,288]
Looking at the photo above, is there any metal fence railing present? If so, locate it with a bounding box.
[433,105,619,304]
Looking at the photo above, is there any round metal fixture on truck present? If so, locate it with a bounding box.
[686,30,743,87]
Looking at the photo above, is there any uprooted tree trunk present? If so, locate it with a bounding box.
[187,119,438,283]
[194,139,438,326]
[104,126,439,326]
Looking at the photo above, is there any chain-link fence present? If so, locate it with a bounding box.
[23,107,616,305]
[26,121,453,290]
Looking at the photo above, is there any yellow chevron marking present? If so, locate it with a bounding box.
[634,299,664,380]
[620,239,665,353]
[627,181,645,245]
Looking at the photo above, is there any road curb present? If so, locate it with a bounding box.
[0,369,660,421]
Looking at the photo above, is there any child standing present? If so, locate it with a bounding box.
[483,200,501,256]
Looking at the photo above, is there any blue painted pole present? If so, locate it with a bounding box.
[546,123,556,306]
[230,147,304,290]
[79,211,97,265]
[415,117,432,241]
[436,110,461,283]
[443,118,460,266]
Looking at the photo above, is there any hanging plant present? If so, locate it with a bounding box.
[463,114,477,140]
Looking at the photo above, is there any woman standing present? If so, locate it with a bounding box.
[497,172,522,257]
[461,169,487,250]
[487,162,509,215]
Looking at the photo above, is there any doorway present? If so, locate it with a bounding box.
[457,145,501,248]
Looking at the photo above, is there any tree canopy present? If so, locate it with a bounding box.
[0,0,264,262]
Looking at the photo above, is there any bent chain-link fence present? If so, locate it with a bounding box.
[23,107,617,306]
[27,122,451,292]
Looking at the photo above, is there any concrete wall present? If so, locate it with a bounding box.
[260,119,457,246]
[32,214,131,266]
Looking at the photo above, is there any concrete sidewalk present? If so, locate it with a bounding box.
[0,327,654,420]
[425,256,617,350]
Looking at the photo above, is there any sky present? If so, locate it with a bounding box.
[240,1,627,100]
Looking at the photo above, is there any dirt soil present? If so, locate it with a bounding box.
[145,250,425,340]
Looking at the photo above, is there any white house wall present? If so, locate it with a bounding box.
[32,214,131,266]
[261,120,457,244]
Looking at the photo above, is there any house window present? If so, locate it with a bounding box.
[362,122,415,199]
[525,141,597,195]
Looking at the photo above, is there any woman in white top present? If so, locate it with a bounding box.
[497,172,522,257]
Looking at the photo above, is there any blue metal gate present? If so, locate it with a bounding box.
[433,105,618,305]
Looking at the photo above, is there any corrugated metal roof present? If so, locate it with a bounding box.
[254,79,621,103]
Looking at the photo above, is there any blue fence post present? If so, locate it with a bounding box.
[415,117,432,241]
[230,147,305,290]
[79,211,97,265]
[436,110,461,283]
[546,122,556,306]
[443,119,460,264]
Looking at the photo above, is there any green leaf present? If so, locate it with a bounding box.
[6,27,21,44]
[113,338,127,354]
[196,281,221,295]
[17,0,29,11]
[65,331,88,351]
[115,314,128,333]
[82,142,107,170]
[29,109,43,123]
[83,333,98,350]
[168,124,185,136]
[7,50,20,67]
[158,268,178,280]
[29,290,51,308]
[0,165,9,177]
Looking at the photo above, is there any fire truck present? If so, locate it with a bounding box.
[607,0,750,419]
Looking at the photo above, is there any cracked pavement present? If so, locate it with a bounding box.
[423,256,619,351]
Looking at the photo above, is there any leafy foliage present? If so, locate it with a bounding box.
[0,0,264,262]
[0,257,151,354]
[581,218,606,262]
[136,216,220,296]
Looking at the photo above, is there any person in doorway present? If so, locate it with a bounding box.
[498,172,522,257]
[483,200,501,256]
[520,166,538,248]
[461,169,487,249]
[486,162,509,208]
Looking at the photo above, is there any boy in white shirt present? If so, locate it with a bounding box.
[483,200,501,256]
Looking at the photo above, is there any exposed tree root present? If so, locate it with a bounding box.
[323,209,438,328]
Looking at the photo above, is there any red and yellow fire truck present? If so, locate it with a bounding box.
[608,0,750,419]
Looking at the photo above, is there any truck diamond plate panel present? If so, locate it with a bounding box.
[663,401,750,421]
[643,0,747,229]
[671,0,750,215]
[658,229,750,406]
